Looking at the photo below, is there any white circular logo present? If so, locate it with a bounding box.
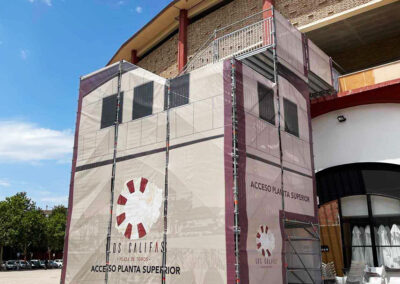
[115,177,163,240]
[256,225,275,258]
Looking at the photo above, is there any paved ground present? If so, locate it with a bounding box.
[0,269,61,284]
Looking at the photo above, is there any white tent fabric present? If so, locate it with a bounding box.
[391,224,400,268]
[352,226,365,262]
[364,225,374,267]
[378,225,392,268]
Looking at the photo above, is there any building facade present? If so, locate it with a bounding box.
[108,0,400,277]
[63,0,400,282]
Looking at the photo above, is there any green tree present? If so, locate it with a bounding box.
[46,205,67,258]
[0,200,13,270]
[20,207,47,258]
[0,192,47,264]
[0,193,67,264]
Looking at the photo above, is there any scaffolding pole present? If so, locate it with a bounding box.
[231,58,241,283]
[270,4,286,238]
[161,80,171,284]
[105,60,123,284]
[270,6,321,283]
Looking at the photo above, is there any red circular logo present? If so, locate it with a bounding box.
[115,177,163,240]
[256,225,275,258]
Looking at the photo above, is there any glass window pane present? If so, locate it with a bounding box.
[341,195,368,217]
[363,169,400,199]
[371,195,400,217]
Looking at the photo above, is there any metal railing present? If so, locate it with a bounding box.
[181,9,274,74]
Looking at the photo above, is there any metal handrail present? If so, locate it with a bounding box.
[217,18,266,42]
[181,15,273,75]
[215,7,272,34]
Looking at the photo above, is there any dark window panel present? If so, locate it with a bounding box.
[283,98,299,137]
[133,81,154,120]
[164,74,190,110]
[258,82,275,125]
[101,93,123,129]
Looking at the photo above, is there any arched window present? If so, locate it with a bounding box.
[317,163,400,271]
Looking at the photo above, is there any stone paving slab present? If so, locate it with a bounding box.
[0,269,61,284]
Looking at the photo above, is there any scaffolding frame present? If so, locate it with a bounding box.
[230,57,241,283]
[225,6,323,284]
[105,61,123,284]
[161,80,171,284]
[101,5,324,284]
[181,6,334,98]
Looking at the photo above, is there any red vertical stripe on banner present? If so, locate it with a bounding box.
[140,178,148,193]
[137,223,146,238]
[117,195,127,205]
[124,223,133,239]
[117,213,126,226]
[127,180,135,193]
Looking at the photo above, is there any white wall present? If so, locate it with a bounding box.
[312,103,400,172]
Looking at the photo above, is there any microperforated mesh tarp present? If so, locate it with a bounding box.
[62,61,231,284]
[62,57,319,284]
[307,39,333,85]
[239,62,319,284]
[274,10,333,90]
[275,11,306,79]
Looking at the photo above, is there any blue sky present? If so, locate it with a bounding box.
[0,0,170,209]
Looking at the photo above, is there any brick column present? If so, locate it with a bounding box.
[263,0,274,45]
[131,49,138,64]
[263,0,274,18]
[178,9,188,72]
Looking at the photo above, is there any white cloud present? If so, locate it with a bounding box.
[40,195,68,204]
[0,179,10,187]
[117,0,125,5]
[0,121,73,163]
[135,6,143,13]
[20,49,29,60]
[27,0,52,6]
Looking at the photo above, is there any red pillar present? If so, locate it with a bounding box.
[131,49,138,64]
[178,9,188,72]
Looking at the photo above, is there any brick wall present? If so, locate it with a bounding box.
[187,0,264,60]
[276,0,374,27]
[135,0,376,78]
[136,33,179,78]
[137,0,264,78]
